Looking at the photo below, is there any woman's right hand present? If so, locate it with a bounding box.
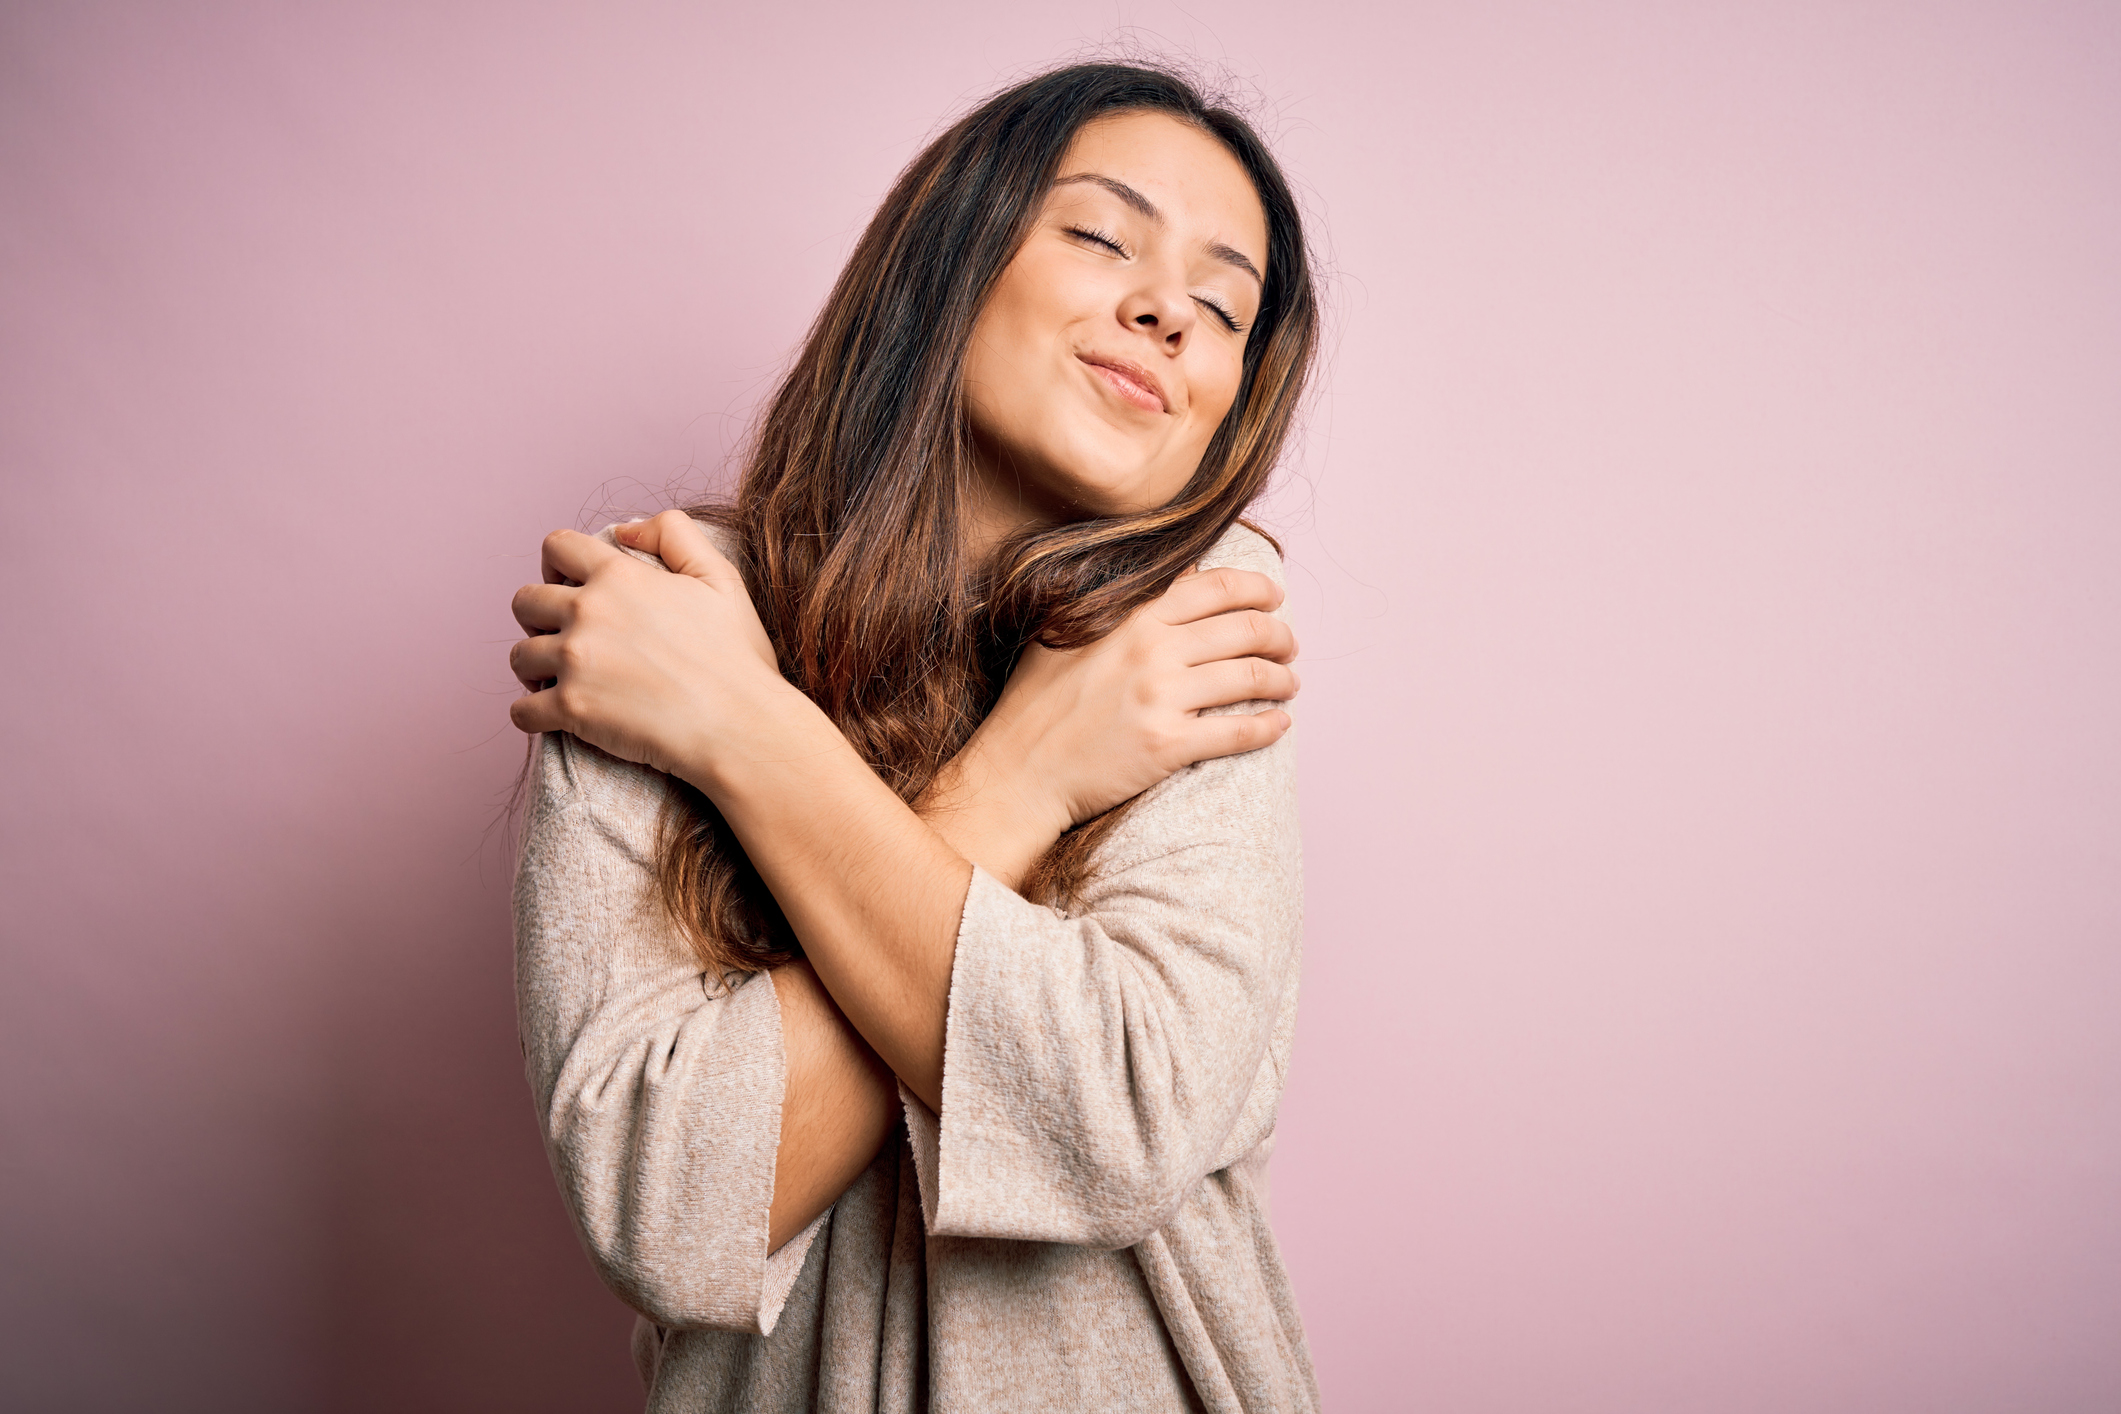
[919,565,1299,889]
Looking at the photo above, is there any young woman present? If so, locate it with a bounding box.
[509,64,1320,1412]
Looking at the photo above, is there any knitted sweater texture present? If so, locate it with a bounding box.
[513,523,1317,1412]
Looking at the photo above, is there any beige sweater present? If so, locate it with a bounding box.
[513,523,1316,1412]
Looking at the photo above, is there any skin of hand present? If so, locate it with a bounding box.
[511,512,1293,846]
[510,511,1298,1248]
[510,111,1281,1249]
[506,520,792,777]
[916,567,1297,892]
[515,511,965,1072]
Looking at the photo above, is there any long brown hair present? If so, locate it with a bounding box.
[660,62,1319,977]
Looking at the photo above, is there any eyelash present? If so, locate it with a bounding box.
[1195,294,1246,334]
[1063,225,1247,334]
[1067,224,1129,257]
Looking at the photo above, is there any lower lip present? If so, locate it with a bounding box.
[1083,360,1165,413]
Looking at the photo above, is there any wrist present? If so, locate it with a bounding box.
[668,675,849,805]
[921,728,1074,888]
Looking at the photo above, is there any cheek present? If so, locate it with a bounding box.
[960,310,1032,443]
[1187,354,1247,446]
[976,251,1076,357]
[963,274,1061,424]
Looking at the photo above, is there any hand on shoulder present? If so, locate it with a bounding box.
[922,548,1299,885]
[506,510,815,783]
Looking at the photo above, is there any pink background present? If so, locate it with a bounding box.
[4,2,2117,1409]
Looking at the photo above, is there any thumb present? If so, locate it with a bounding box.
[618,509,741,588]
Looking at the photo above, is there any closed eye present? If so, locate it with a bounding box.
[1194,293,1245,333]
[1065,225,1130,257]
[1067,224,1245,332]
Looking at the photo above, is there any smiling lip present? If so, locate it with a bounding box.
[1078,354,1169,414]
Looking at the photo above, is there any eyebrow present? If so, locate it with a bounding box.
[1051,172,1264,287]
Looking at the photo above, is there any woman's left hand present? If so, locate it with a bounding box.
[507,511,797,781]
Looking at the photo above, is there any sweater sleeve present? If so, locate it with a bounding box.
[904,526,1304,1250]
[512,725,824,1334]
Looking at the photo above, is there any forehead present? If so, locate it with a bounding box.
[1053,111,1267,265]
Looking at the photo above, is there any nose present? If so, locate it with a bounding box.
[1116,265,1196,354]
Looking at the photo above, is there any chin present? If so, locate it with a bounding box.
[1039,445,1187,520]
[1043,470,1157,520]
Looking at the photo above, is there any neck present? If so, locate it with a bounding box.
[962,446,1063,570]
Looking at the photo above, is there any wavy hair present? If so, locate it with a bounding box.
[659,62,1319,977]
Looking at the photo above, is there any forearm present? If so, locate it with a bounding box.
[914,724,1074,892]
[685,699,970,1112]
[761,727,1060,1245]
[767,961,898,1251]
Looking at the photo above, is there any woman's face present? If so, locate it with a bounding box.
[961,111,1269,532]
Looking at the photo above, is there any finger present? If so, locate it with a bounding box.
[541,527,623,586]
[1180,657,1300,711]
[508,684,568,735]
[1154,566,1283,625]
[615,509,743,589]
[609,513,663,556]
[508,634,563,688]
[1178,608,1298,666]
[511,582,574,633]
[1176,707,1292,764]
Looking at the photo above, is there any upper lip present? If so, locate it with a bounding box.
[1077,352,1171,413]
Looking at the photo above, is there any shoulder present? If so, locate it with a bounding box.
[515,514,741,890]
[1082,524,1300,879]
[525,729,675,865]
[1196,520,1285,585]
[527,518,704,842]
[1195,521,1291,629]
[524,516,735,837]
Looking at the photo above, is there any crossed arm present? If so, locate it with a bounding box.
[508,511,1298,1248]
[760,766,1070,1251]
